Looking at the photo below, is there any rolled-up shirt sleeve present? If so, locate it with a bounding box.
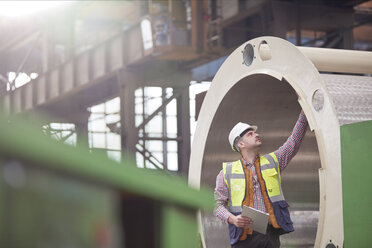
[274,113,308,171]
[214,170,231,223]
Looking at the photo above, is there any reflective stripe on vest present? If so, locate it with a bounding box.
[222,161,245,213]
[223,152,285,213]
[260,153,285,202]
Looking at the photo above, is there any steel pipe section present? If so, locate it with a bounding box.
[189,37,372,247]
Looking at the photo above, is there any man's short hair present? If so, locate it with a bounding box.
[233,128,253,152]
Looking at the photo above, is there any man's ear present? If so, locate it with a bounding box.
[237,140,244,149]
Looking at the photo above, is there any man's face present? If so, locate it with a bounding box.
[237,130,262,151]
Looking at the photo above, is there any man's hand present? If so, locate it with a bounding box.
[228,214,253,228]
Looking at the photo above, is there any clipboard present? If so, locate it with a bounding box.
[241,205,269,234]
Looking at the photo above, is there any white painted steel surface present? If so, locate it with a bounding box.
[299,46,372,75]
[189,37,372,247]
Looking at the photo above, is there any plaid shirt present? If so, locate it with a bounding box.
[214,113,308,223]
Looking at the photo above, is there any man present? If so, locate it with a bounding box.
[214,111,308,248]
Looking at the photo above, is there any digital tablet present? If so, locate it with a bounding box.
[241,205,269,234]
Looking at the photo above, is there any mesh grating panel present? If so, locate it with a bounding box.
[321,74,372,126]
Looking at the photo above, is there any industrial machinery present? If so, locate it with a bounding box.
[189,37,372,247]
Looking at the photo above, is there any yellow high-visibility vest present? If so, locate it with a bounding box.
[222,152,285,213]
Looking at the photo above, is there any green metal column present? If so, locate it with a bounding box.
[0,160,4,246]
[341,120,372,247]
[161,205,198,248]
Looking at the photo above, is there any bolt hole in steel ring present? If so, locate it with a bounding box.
[258,40,272,61]
[242,43,254,66]
[312,89,324,112]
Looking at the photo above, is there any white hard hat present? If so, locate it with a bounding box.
[228,122,258,152]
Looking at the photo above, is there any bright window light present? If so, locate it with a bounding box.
[7,71,38,90]
[15,73,31,88]
[30,73,38,79]
[141,18,154,51]
[0,1,72,18]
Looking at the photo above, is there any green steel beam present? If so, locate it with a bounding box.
[341,120,372,247]
[0,114,214,212]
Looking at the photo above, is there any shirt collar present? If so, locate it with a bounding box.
[241,154,259,166]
